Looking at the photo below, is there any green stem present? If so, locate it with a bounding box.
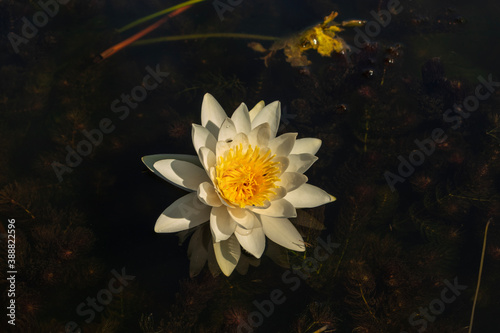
[118,0,207,33]
[133,33,279,45]
[468,219,491,333]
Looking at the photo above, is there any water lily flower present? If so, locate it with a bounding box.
[143,93,336,276]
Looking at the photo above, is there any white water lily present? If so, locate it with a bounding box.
[143,93,336,276]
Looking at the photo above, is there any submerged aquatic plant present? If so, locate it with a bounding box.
[143,93,335,276]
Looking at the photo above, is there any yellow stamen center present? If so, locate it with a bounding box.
[216,144,280,208]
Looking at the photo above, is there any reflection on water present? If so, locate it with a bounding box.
[0,0,499,332]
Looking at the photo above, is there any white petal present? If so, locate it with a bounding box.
[290,138,322,155]
[235,225,253,235]
[260,215,305,251]
[251,101,281,138]
[192,124,217,155]
[201,93,227,137]
[198,147,216,173]
[268,186,287,201]
[235,227,266,258]
[248,100,265,121]
[142,154,201,183]
[287,153,318,173]
[228,132,249,150]
[248,122,271,148]
[210,206,237,242]
[231,103,251,134]
[216,140,230,160]
[285,184,336,208]
[187,225,209,278]
[155,192,210,233]
[197,182,222,207]
[268,133,297,157]
[213,234,241,276]
[276,172,308,192]
[273,156,290,176]
[154,159,210,192]
[227,207,258,229]
[250,198,296,218]
[218,118,237,142]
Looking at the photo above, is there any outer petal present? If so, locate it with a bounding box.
[210,206,237,242]
[231,103,251,134]
[248,100,265,121]
[218,118,237,142]
[268,133,297,157]
[276,172,308,192]
[198,147,216,173]
[187,225,209,278]
[250,198,296,218]
[260,215,305,251]
[286,153,318,173]
[213,234,241,276]
[235,227,266,258]
[154,159,210,192]
[155,192,210,233]
[284,184,336,208]
[142,154,201,183]
[290,138,322,155]
[197,182,222,207]
[248,122,271,148]
[201,93,228,137]
[192,124,217,155]
[251,101,281,138]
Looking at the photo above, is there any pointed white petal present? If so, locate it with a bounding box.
[153,159,210,192]
[231,103,251,134]
[250,198,296,218]
[235,227,266,258]
[198,147,216,173]
[290,138,322,155]
[192,124,217,155]
[235,225,253,235]
[155,192,210,233]
[210,206,237,242]
[201,93,227,137]
[276,172,308,192]
[248,122,271,148]
[187,225,209,278]
[248,100,265,121]
[285,184,336,208]
[213,234,241,276]
[268,186,287,201]
[260,215,305,251]
[216,141,231,160]
[286,153,318,173]
[228,132,249,149]
[142,154,201,183]
[251,101,281,138]
[268,133,297,157]
[218,118,237,142]
[273,156,290,176]
[197,182,222,207]
[227,207,258,229]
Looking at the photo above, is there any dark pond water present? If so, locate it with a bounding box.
[1,0,499,332]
